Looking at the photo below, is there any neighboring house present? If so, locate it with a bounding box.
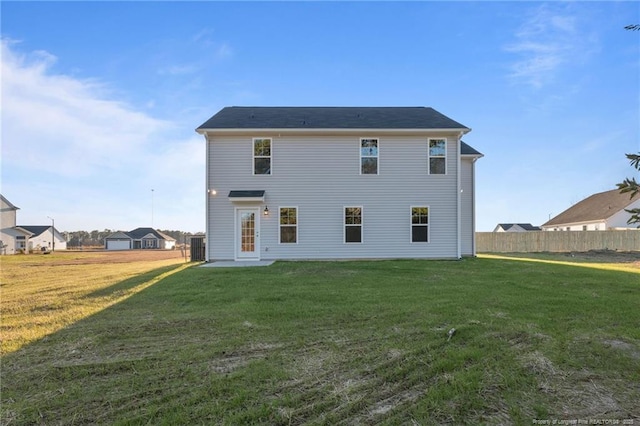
[493,223,541,232]
[542,188,640,231]
[0,195,32,255]
[196,106,483,261]
[105,227,176,250]
[18,225,68,251]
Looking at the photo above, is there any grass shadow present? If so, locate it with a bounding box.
[84,263,189,299]
[1,262,193,356]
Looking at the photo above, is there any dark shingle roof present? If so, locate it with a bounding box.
[461,141,483,156]
[127,227,176,241]
[496,223,541,231]
[18,225,52,237]
[542,189,638,227]
[197,107,469,130]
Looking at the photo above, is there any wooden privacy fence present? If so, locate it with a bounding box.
[476,230,640,253]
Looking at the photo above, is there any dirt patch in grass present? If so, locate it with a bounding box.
[602,339,640,360]
[499,250,640,267]
[561,250,640,264]
[45,250,186,265]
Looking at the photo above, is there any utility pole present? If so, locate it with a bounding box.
[47,216,55,251]
[151,189,154,228]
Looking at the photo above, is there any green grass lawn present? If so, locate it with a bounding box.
[1,255,639,424]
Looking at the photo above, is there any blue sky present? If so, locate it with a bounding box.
[1,1,638,233]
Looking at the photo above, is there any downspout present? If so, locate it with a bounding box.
[204,132,211,262]
[456,132,462,259]
[471,157,478,256]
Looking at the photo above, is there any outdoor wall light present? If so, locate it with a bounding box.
[207,189,217,195]
[263,206,269,216]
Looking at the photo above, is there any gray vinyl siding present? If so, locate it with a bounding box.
[207,134,463,260]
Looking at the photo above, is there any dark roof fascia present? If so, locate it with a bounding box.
[198,127,470,137]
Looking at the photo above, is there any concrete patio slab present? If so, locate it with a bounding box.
[200,260,275,268]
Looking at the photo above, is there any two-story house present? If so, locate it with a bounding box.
[0,195,33,255]
[196,107,482,262]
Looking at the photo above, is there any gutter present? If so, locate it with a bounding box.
[196,127,472,136]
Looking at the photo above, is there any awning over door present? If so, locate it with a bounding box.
[228,190,265,202]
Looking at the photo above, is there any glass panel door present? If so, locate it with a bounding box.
[237,209,259,259]
[241,212,255,253]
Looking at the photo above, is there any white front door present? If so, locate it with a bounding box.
[236,208,260,260]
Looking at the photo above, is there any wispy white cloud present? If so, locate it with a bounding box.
[191,28,233,59]
[1,39,205,231]
[192,28,214,45]
[1,38,170,176]
[216,42,233,59]
[158,63,200,76]
[504,4,598,89]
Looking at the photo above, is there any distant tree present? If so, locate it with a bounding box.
[65,229,114,247]
[617,153,640,225]
[64,229,202,248]
[625,24,640,31]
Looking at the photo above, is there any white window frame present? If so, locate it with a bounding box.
[428,138,447,175]
[410,206,430,243]
[279,206,298,244]
[16,235,26,249]
[344,206,363,244]
[253,137,272,175]
[143,238,157,249]
[360,138,379,175]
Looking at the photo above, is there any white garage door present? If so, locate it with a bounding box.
[106,240,130,250]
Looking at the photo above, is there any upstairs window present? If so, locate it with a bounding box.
[360,138,378,174]
[279,207,297,244]
[411,207,429,242]
[253,138,271,175]
[428,138,446,175]
[345,207,363,243]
